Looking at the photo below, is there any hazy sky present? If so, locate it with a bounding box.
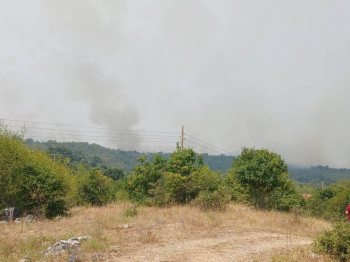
[1,1,350,167]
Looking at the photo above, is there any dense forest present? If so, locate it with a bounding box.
[25,139,350,184]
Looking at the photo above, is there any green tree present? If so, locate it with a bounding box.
[127,148,223,207]
[232,148,291,209]
[168,148,202,176]
[0,126,72,218]
[187,166,220,200]
[306,181,350,221]
[77,168,113,206]
[100,166,124,180]
[224,171,251,204]
[127,155,167,203]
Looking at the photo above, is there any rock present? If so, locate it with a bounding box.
[15,218,21,224]
[91,253,104,261]
[25,215,33,222]
[1,207,21,221]
[310,253,318,259]
[43,236,91,256]
[18,258,31,262]
[111,245,121,253]
[0,221,8,225]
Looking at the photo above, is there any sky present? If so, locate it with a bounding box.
[1,1,350,168]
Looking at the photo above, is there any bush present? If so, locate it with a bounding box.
[127,152,221,206]
[0,129,72,218]
[313,222,350,261]
[306,182,350,221]
[123,205,138,218]
[18,160,70,218]
[187,166,220,199]
[266,179,305,212]
[77,168,113,206]
[193,188,231,211]
[127,155,167,204]
[224,172,251,205]
[232,148,291,209]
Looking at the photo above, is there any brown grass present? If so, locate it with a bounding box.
[0,202,333,262]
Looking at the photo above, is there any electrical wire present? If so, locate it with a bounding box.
[186,133,231,154]
[2,118,231,155]
[1,118,178,134]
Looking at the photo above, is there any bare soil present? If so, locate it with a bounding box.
[1,203,329,262]
[106,227,312,262]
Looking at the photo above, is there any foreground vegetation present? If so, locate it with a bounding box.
[2,124,350,260]
[26,139,350,184]
[0,202,333,262]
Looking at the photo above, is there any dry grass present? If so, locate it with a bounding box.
[0,202,334,262]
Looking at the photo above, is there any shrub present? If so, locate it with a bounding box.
[193,187,231,211]
[0,129,72,218]
[306,182,350,221]
[18,160,70,218]
[123,205,138,218]
[224,171,251,205]
[77,168,113,206]
[187,166,220,199]
[266,179,305,212]
[325,189,350,221]
[232,148,290,209]
[127,155,167,204]
[163,172,188,203]
[313,222,350,261]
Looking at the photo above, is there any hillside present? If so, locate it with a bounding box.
[0,202,333,262]
[25,139,234,173]
[25,139,350,184]
[289,165,350,185]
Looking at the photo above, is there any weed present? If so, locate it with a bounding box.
[123,205,138,218]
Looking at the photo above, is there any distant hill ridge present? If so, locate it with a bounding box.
[25,139,234,173]
[25,139,350,184]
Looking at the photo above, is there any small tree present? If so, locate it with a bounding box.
[232,148,290,209]
[127,155,167,203]
[167,147,201,176]
[77,168,112,206]
[314,222,350,261]
[0,126,72,218]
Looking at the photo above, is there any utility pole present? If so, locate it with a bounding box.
[181,125,184,151]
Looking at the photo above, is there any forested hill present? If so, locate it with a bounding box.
[289,165,350,185]
[25,139,234,173]
[25,139,350,184]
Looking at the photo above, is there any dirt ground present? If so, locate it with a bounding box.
[106,227,312,262]
[1,203,328,262]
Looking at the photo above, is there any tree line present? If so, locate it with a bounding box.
[1,125,304,217]
[1,124,349,221]
[26,139,350,184]
[3,125,350,260]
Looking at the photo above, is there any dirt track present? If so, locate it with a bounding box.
[109,230,312,262]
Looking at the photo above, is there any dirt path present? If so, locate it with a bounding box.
[108,231,312,262]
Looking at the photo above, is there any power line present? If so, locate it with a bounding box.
[186,133,231,154]
[25,135,177,143]
[1,118,231,154]
[24,132,178,141]
[185,138,223,155]
[184,142,212,154]
[7,124,179,137]
[1,118,178,134]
